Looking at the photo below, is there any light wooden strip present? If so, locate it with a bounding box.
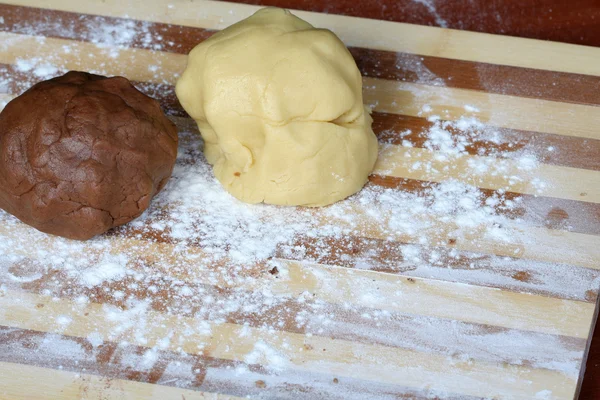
[0,219,594,337]
[176,114,600,205]
[0,361,239,400]
[1,171,599,274]
[0,265,588,370]
[0,326,479,400]
[374,145,600,203]
[0,289,578,399]
[271,259,594,338]
[0,32,187,85]
[320,203,600,271]
[2,92,599,205]
[3,88,597,207]
[6,0,600,77]
[2,32,600,141]
[364,77,600,141]
[281,234,600,302]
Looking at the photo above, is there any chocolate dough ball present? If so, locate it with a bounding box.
[0,71,178,240]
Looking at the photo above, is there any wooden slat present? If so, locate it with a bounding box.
[0,326,476,400]
[0,218,594,337]
[373,113,600,172]
[2,31,600,141]
[278,234,600,302]
[368,175,600,237]
[374,145,600,203]
[228,0,600,49]
[0,289,580,399]
[0,361,241,400]
[0,3,215,55]
[0,31,187,84]
[5,62,600,175]
[328,207,600,271]
[364,77,600,140]
[351,47,600,106]
[3,3,600,107]
[270,260,595,338]
[5,0,600,76]
[1,267,587,372]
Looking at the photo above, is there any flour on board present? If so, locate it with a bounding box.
[0,12,588,398]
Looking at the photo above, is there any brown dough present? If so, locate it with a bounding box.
[0,71,178,240]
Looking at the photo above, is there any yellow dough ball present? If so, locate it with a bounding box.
[176,7,378,206]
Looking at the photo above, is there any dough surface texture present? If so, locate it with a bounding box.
[176,7,378,206]
[0,71,178,240]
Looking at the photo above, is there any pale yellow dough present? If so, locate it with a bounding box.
[175,7,378,206]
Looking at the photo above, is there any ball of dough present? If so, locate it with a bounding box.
[176,7,378,207]
[0,71,178,240]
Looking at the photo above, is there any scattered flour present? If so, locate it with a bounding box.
[412,0,449,28]
[464,104,480,113]
[79,254,129,287]
[0,98,579,396]
[0,10,585,398]
[535,390,553,400]
[245,340,289,371]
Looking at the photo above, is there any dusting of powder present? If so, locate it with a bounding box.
[411,0,449,28]
[0,12,582,398]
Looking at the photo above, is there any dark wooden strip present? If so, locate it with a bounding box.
[227,0,600,48]
[5,63,599,174]
[106,202,600,301]
[3,65,598,236]
[2,4,600,106]
[352,47,600,106]
[0,326,239,389]
[276,234,600,302]
[0,3,213,55]
[109,210,600,301]
[0,326,453,400]
[1,264,586,372]
[373,113,600,171]
[368,176,600,236]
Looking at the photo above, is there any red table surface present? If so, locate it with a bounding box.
[231,0,600,398]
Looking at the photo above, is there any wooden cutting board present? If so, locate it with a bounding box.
[1,1,599,399]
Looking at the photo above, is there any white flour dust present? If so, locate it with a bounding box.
[0,9,589,398]
[412,0,449,28]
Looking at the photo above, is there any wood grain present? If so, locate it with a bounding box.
[229,0,600,49]
[375,145,600,203]
[5,62,600,175]
[363,77,600,140]
[0,1,599,399]
[3,30,599,141]
[3,3,600,106]
[0,327,474,400]
[0,361,244,400]
[4,0,600,76]
[0,289,582,399]
[373,113,600,172]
